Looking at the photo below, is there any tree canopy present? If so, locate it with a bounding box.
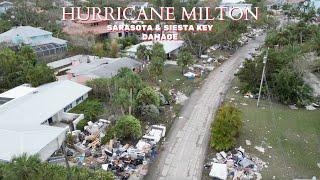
[114,115,142,140]
[210,104,243,151]
[0,154,114,180]
[0,47,56,92]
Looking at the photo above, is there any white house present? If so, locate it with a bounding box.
[0,1,13,14]
[126,40,185,59]
[0,80,91,162]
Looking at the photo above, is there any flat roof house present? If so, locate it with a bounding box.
[126,40,185,59]
[47,55,143,84]
[0,1,13,14]
[0,26,67,58]
[0,80,91,162]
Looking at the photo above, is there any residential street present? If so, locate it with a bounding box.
[145,34,266,180]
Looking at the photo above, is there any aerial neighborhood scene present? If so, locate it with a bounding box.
[0,0,319,179]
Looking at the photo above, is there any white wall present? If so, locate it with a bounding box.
[37,127,68,161]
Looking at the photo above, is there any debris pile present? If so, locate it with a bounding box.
[171,89,188,105]
[58,119,166,180]
[205,147,267,180]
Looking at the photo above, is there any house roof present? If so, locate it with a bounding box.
[128,1,149,7]
[91,57,142,78]
[126,40,185,54]
[0,80,91,161]
[50,55,142,79]
[220,0,245,4]
[0,1,13,6]
[0,26,51,39]
[286,0,305,4]
[0,84,36,99]
[0,26,67,46]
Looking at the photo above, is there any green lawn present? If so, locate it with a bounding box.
[227,79,320,179]
[140,64,205,96]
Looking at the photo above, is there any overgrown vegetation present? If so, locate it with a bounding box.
[114,115,142,140]
[0,47,55,92]
[0,154,114,180]
[71,99,104,122]
[210,104,243,151]
[237,22,320,105]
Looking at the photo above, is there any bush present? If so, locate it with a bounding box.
[160,85,173,104]
[71,99,104,122]
[210,104,243,151]
[0,154,114,180]
[136,86,160,107]
[114,115,142,140]
[272,68,313,105]
[76,119,88,131]
[101,127,116,144]
[140,104,160,123]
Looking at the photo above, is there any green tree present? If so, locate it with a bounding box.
[210,104,243,151]
[113,88,130,115]
[136,86,160,107]
[140,104,160,123]
[71,99,104,122]
[136,44,150,61]
[272,68,312,105]
[118,35,139,49]
[76,119,88,131]
[0,154,114,180]
[86,78,113,100]
[114,115,142,140]
[9,154,41,180]
[149,56,164,81]
[93,42,105,58]
[177,51,194,74]
[18,46,37,66]
[26,64,56,87]
[151,42,166,61]
[110,39,119,58]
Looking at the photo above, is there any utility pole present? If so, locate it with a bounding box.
[257,48,268,107]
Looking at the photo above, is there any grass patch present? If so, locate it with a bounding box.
[140,64,204,96]
[225,78,320,179]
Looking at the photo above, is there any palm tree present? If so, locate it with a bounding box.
[9,154,41,180]
[177,51,194,74]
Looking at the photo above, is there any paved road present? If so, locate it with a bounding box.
[145,34,266,180]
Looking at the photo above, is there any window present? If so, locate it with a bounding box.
[64,103,73,112]
[76,96,83,104]
[118,33,123,37]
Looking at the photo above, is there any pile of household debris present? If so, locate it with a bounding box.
[170,89,188,105]
[205,147,266,180]
[56,119,166,180]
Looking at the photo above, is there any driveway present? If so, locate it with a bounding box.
[145,34,266,180]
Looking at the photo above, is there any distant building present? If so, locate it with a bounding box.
[0,80,91,162]
[126,40,185,59]
[219,0,253,18]
[309,0,320,10]
[47,55,143,84]
[0,26,68,57]
[62,14,131,39]
[0,1,13,14]
[127,2,151,9]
